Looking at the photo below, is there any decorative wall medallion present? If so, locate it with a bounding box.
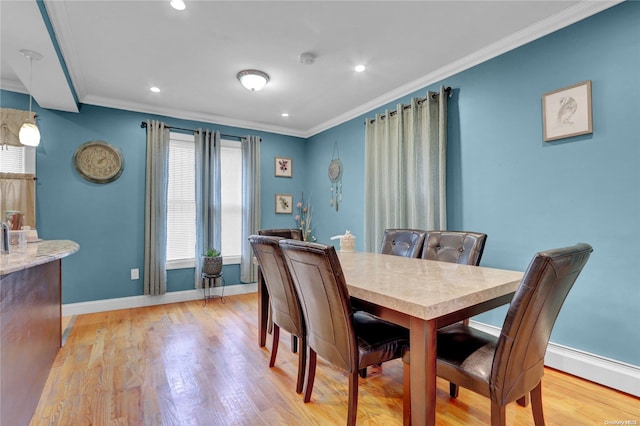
[74,140,124,184]
[328,142,343,211]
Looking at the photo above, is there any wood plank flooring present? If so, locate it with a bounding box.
[31,293,639,425]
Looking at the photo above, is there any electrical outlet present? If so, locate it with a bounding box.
[131,268,139,280]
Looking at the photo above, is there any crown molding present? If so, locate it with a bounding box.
[304,0,623,138]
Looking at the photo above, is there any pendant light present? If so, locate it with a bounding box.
[237,69,270,92]
[19,49,43,147]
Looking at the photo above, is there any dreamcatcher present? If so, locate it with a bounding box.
[328,141,343,211]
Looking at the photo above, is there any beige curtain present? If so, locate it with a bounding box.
[144,120,170,295]
[0,173,36,228]
[0,108,35,147]
[364,86,448,252]
[194,129,221,289]
[240,135,261,283]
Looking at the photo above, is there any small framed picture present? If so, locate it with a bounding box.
[542,80,592,142]
[275,194,293,214]
[275,157,292,178]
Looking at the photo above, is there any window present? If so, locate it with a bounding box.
[166,133,242,269]
[0,145,36,174]
[166,133,196,266]
[220,140,242,260]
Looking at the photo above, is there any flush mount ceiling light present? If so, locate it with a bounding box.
[19,49,43,147]
[237,69,270,92]
[170,0,186,10]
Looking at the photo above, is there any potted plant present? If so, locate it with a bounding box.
[202,248,222,275]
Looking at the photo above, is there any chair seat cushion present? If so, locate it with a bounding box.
[353,311,410,368]
[435,323,497,396]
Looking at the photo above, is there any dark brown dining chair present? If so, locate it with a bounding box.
[380,229,427,258]
[279,239,410,426]
[258,228,303,240]
[403,243,593,425]
[249,235,307,394]
[421,230,487,267]
[257,228,303,351]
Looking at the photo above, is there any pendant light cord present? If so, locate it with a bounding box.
[28,55,33,116]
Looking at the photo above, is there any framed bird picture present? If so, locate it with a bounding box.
[542,80,592,142]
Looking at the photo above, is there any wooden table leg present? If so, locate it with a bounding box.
[257,267,269,347]
[410,317,437,426]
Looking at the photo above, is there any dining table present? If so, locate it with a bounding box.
[257,250,524,425]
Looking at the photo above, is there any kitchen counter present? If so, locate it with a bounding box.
[0,239,79,275]
[1,239,79,426]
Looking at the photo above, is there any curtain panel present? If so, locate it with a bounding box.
[194,130,221,289]
[240,135,260,283]
[0,172,36,228]
[144,120,170,296]
[364,86,448,252]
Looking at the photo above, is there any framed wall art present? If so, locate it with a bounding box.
[275,194,293,214]
[274,157,292,177]
[542,80,592,142]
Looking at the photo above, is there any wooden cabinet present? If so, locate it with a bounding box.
[1,259,62,426]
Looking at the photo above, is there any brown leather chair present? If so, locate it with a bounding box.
[257,228,303,350]
[249,235,307,394]
[258,228,303,240]
[380,229,427,258]
[279,239,410,426]
[421,230,487,266]
[403,243,593,425]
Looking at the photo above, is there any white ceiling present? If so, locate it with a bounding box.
[0,1,621,138]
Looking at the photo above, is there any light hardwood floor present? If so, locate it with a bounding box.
[32,293,639,425]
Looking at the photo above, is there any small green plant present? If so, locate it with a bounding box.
[204,248,220,257]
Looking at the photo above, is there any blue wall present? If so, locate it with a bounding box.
[0,91,306,301]
[1,1,637,366]
[307,2,639,366]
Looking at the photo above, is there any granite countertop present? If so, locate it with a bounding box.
[0,240,80,276]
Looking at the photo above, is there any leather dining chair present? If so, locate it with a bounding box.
[279,239,410,426]
[403,243,593,425]
[380,229,427,258]
[421,231,487,326]
[420,230,487,267]
[362,229,427,377]
[257,228,303,351]
[249,235,307,394]
[258,228,303,240]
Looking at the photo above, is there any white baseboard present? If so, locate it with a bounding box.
[62,291,638,397]
[470,320,640,398]
[61,283,257,317]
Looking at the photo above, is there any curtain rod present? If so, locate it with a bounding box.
[364,86,452,125]
[140,122,244,140]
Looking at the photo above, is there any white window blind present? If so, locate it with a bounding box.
[220,140,242,259]
[0,145,35,173]
[166,133,242,269]
[167,133,196,265]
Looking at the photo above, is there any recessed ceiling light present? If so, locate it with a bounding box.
[170,0,186,10]
[150,87,160,93]
[281,113,289,118]
[355,64,366,73]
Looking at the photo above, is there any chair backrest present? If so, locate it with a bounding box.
[380,229,427,258]
[258,228,303,240]
[421,231,487,266]
[491,243,593,405]
[249,235,305,338]
[279,239,358,373]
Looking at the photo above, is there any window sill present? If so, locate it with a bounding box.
[167,255,241,270]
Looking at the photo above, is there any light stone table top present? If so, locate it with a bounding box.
[0,240,79,276]
[337,251,524,321]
